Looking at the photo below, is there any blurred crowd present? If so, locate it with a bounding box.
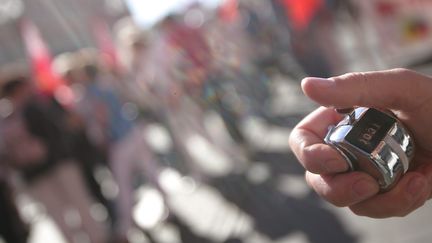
[0,1,359,243]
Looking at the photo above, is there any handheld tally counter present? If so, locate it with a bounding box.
[324,107,415,191]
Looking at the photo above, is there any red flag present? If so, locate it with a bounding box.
[20,19,65,95]
[219,0,239,23]
[281,0,324,31]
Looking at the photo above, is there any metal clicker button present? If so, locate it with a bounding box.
[324,107,415,191]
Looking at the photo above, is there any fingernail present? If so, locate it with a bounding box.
[353,179,378,200]
[407,177,426,198]
[303,77,335,88]
[335,108,354,114]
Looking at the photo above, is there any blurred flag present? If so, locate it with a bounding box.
[219,0,239,23]
[20,19,65,95]
[281,0,324,31]
[20,19,74,105]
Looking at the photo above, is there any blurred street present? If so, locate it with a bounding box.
[1,1,432,243]
[17,70,432,243]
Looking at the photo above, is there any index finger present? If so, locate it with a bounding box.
[289,107,349,174]
[302,68,432,111]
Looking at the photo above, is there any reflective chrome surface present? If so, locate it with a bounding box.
[324,107,415,191]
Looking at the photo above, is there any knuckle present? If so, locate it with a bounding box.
[302,160,319,173]
[307,173,353,207]
[300,146,322,173]
[288,130,304,157]
[288,130,298,150]
[328,198,349,208]
[315,185,347,207]
[288,129,304,151]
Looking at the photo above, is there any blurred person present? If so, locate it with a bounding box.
[118,15,249,180]
[113,19,164,120]
[170,15,254,169]
[119,15,210,112]
[115,16,219,180]
[162,14,211,85]
[53,52,118,231]
[61,50,161,242]
[289,68,432,218]
[0,158,29,243]
[114,17,146,74]
[0,76,108,243]
[203,13,275,146]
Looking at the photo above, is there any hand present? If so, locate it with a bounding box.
[289,68,432,218]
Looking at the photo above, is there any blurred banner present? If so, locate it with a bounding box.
[355,0,432,66]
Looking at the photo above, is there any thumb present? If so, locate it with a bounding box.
[301,68,432,111]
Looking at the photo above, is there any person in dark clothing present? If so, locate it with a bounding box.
[0,77,108,243]
[0,166,29,243]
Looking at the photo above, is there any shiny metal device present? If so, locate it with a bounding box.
[324,107,415,191]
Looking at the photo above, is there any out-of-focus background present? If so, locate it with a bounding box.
[1,1,432,243]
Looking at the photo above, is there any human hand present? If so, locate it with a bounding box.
[289,68,432,218]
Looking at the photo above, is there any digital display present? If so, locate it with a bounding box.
[346,108,396,153]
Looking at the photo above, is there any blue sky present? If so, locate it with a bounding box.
[125,0,222,28]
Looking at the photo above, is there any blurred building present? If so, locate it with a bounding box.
[0,0,129,66]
